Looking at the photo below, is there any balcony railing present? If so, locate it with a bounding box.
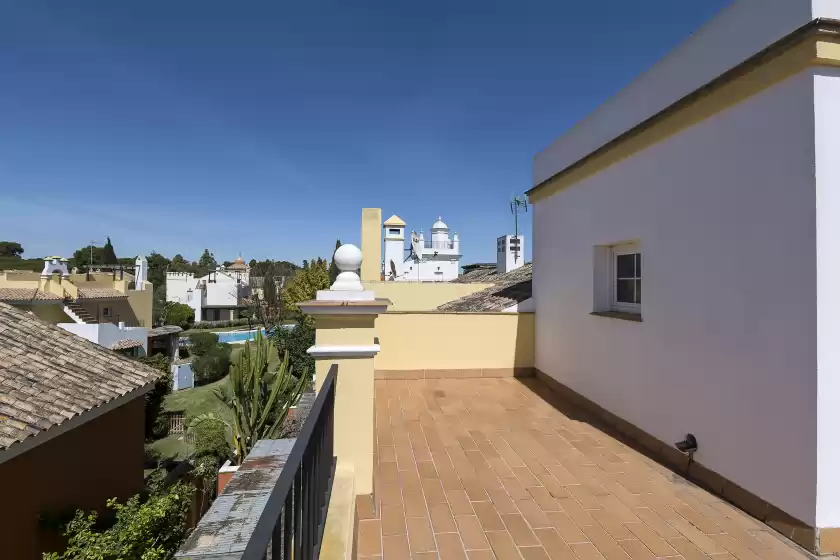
[176,365,336,559]
[423,240,454,250]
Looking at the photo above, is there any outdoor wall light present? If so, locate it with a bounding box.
[674,433,698,455]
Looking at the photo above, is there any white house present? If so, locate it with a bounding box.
[528,0,840,553]
[166,256,251,322]
[383,215,461,282]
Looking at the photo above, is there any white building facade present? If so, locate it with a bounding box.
[529,0,840,552]
[165,256,251,322]
[383,215,461,282]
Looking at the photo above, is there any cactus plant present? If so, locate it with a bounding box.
[214,329,308,464]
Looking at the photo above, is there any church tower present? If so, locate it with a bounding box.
[383,215,406,280]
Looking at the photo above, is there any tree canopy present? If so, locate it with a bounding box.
[328,239,341,285]
[102,237,118,264]
[0,241,23,258]
[282,258,330,314]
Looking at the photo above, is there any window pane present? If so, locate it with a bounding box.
[635,253,642,277]
[635,279,641,304]
[616,279,634,303]
[616,254,635,278]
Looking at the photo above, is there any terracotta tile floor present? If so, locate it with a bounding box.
[356,377,813,560]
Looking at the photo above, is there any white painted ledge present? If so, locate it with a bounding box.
[307,345,381,359]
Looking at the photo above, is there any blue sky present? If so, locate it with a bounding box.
[0,0,729,266]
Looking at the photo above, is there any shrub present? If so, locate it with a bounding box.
[273,320,315,381]
[187,318,251,331]
[190,414,232,466]
[192,343,232,385]
[165,303,195,330]
[137,355,172,441]
[188,332,220,356]
[43,482,192,560]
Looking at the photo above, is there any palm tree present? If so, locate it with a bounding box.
[214,330,307,463]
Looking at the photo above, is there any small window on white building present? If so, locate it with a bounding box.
[388,228,401,235]
[102,307,111,318]
[611,244,641,313]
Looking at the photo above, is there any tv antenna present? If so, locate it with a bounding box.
[510,196,528,263]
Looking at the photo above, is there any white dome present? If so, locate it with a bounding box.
[431,216,448,230]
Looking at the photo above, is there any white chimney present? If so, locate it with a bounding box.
[496,235,525,274]
[134,256,148,290]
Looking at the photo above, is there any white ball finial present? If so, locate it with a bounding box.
[331,244,363,291]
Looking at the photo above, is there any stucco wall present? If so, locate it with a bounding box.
[533,69,818,525]
[363,281,492,312]
[126,284,153,327]
[533,0,818,185]
[0,397,145,559]
[78,298,140,325]
[374,312,534,371]
[815,67,840,528]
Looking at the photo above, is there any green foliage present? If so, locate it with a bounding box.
[146,252,171,287]
[249,259,298,278]
[102,237,118,264]
[189,413,232,465]
[215,331,307,463]
[164,303,195,330]
[273,320,315,382]
[0,256,43,271]
[70,245,104,270]
[43,482,192,560]
[282,258,330,314]
[187,318,251,330]
[152,285,168,327]
[137,355,172,441]
[197,249,217,274]
[189,331,232,385]
[188,332,220,355]
[169,254,190,272]
[328,239,341,285]
[0,241,24,258]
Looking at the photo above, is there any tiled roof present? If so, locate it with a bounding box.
[451,265,502,283]
[0,288,62,303]
[148,325,183,337]
[77,288,127,299]
[110,339,144,350]
[437,264,532,312]
[0,302,161,450]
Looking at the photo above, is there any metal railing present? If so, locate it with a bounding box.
[424,240,454,250]
[243,365,336,560]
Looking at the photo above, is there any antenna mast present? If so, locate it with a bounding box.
[510,196,528,263]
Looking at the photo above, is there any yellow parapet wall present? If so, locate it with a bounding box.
[374,311,535,375]
[362,281,492,312]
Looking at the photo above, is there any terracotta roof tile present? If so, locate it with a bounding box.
[110,339,144,350]
[76,288,127,299]
[438,264,533,312]
[0,302,161,450]
[0,288,62,302]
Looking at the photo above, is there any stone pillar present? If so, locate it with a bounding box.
[299,244,389,496]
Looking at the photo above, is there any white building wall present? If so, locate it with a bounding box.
[533,0,817,185]
[204,278,240,307]
[533,70,818,525]
[814,67,840,528]
[165,273,195,304]
[59,323,149,354]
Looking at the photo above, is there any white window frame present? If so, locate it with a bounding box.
[610,243,641,314]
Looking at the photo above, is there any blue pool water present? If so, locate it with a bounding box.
[216,329,265,344]
[215,325,294,344]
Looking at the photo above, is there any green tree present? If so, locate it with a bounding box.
[0,241,23,258]
[273,320,315,382]
[169,254,190,272]
[248,258,257,268]
[102,237,118,264]
[146,252,171,287]
[152,285,168,327]
[43,483,192,560]
[197,249,217,272]
[70,245,104,270]
[282,258,330,314]
[215,331,307,463]
[190,333,232,385]
[164,302,194,330]
[137,355,172,440]
[328,239,341,285]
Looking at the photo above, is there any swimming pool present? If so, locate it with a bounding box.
[216,329,265,344]
[215,325,294,344]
